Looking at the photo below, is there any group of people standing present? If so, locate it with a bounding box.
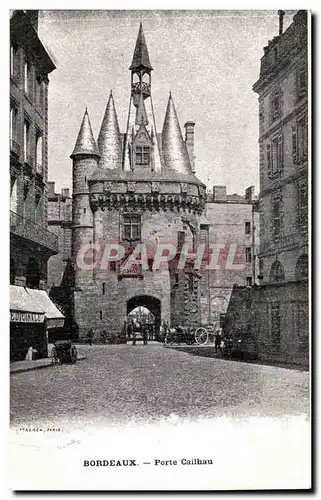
[123,317,152,346]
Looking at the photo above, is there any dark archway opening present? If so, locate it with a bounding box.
[26,257,40,289]
[127,295,161,341]
[269,260,285,283]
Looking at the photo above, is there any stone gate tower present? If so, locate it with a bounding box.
[70,24,206,341]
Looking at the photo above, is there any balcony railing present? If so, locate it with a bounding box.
[10,139,20,156]
[24,152,34,168]
[10,210,58,253]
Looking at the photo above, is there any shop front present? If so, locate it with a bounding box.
[10,286,65,361]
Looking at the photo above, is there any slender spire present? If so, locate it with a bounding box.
[71,108,100,158]
[129,22,153,71]
[162,93,192,174]
[98,92,122,169]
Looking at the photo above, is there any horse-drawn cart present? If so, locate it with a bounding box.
[51,340,78,364]
[165,323,221,346]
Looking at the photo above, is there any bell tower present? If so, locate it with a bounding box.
[123,23,162,173]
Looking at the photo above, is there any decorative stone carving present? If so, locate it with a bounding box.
[151,182,160,192]
[103,181,112,193]
[89,190,205,214]
[127,182,136,192]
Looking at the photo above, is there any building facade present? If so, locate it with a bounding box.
[69,24,207,342]
[200,185,259,326]
[47,182,74,334]
[225,10,309,365]
[10,10,63,360]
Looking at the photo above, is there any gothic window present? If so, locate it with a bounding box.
[269,260,285,283]
[245,247,252,263]
[135,146,150,166]
[246,276,252,286]
[122,214,141,242]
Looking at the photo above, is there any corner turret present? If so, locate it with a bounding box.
[71,108,100,285]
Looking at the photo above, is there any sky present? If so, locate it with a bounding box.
[38,9,296,196]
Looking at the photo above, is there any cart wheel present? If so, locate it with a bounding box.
[51,346,61,365]
[195,327,208,345]
[70,345,78,364]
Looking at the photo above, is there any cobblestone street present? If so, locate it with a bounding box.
[10,343,309,428]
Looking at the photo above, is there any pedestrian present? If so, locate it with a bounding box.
[87,328,94,346]
[100,329,107,344]
[132,329,136,346]
[214,329,222,354]
[142,325,148,346]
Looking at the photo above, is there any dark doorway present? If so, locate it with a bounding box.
[127,295,161,339]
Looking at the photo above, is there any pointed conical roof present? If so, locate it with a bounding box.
[98,91,122,169]
[162,93,192,175]
[129,22,153,71]
[71,108,100,158]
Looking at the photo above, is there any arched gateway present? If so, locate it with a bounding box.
[127,295,161,336]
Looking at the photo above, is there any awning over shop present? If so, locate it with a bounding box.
[26,289,65,329]
[10,285,45,323]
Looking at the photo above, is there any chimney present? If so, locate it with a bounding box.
[213,186,227,202]
[47,181,55,196]
[184,121,196,173]
[278,10,285,36]
[61,188,70,198]
[245,186,255,201]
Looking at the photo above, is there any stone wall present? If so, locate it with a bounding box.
[225,279,309,365]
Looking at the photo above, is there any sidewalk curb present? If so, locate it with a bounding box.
[10,355,86,375]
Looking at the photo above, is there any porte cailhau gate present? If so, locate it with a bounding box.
[70,23,207,341]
